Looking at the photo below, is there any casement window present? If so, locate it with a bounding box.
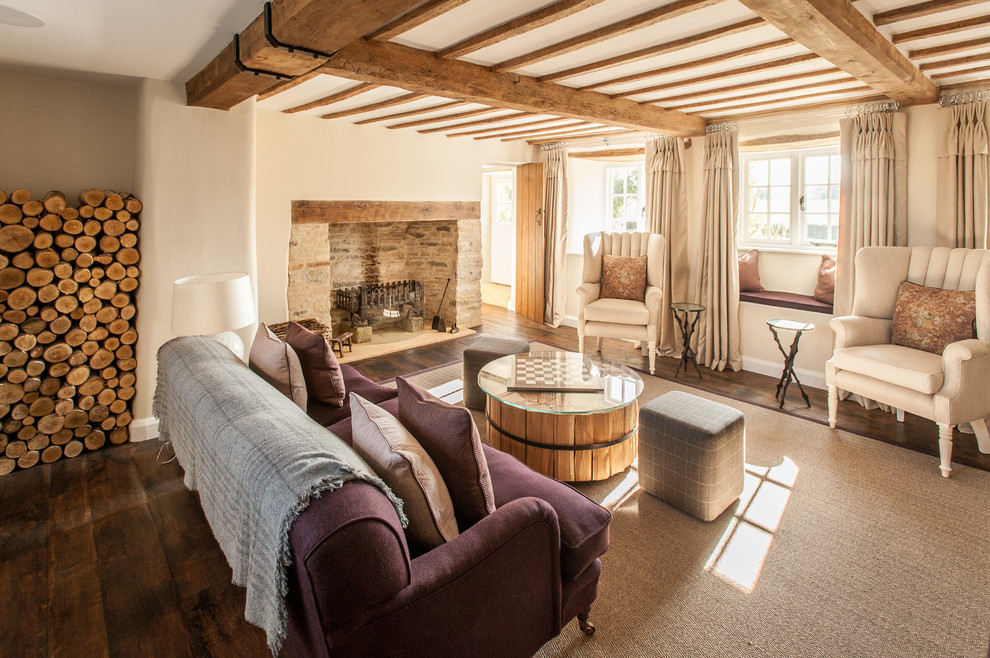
[739,147,840,252]
[492,173,514,224]
[606,165,645,233]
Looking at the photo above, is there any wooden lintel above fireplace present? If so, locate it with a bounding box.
[291,200,481,225]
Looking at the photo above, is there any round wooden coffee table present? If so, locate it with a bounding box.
[478,351,644,482]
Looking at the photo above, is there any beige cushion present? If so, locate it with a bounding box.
[833,345,944,395]
[349,393,459,549]
[248,323,307,411]
[582,297,650,324]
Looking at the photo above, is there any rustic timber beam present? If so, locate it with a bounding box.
[369,0,472,41]
[527,128,638,145]
[659,68,844,105]
[568,147,646,161]
[873,0,984,26]
[354,100,467,125]
[291,200,480,225]
[186,0,429,110]
[284,82,379,114]
[737,0,938,105]
[919,51,990,72]
[667,79,864,111]
[317,39,707,136]
[891,13,990,44]
[418,111,533,135]
[909,36,990,59]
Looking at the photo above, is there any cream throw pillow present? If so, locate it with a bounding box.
[248,323,308,411]
[349,393,459,549]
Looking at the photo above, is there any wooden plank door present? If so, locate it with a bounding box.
[515,162,545,324]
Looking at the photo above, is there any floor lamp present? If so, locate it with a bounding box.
[171,272,255,360]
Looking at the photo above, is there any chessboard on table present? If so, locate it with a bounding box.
[507,353,604,393]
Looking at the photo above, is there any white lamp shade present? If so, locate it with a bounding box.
[171,272,256,336]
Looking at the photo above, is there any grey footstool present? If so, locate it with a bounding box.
[462,337,530,410]
[638,391,745,521]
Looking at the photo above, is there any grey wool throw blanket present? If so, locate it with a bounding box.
[153,336,406,655]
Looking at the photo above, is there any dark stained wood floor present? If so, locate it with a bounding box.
[2,304,987,657]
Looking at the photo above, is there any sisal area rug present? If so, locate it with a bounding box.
[397,344,990,658]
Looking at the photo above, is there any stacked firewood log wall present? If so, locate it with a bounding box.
[0,189,141,476]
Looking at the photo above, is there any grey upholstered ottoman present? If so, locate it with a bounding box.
[638,391,745,521]
[462,337,530,410]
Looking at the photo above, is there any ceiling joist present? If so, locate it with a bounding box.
[738,0,938,105]
[909,35,990,59]
[657,67,844,104]
[320,92,427,120]
[284,82,379,114]
[417,111,534,134]
[387,106,502,130]
[353,100,468,125]
[891,13,990,44]
[368,0,473,41]
[667,79,864,111]
[873,0,986,26]
[527,128,638,145]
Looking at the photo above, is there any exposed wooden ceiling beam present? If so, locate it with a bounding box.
[438,0,609,59]
[718,95,888,122]
[417,111,534,134]
[617,53,821,100]
[317,39,707,135]
[687,84,872,114]
[320,92,428,120]
[740,132,839,148]
[388,107,502,130]
[891,13,990,43]
[353,100,468,125]
[257,68,324,102]
[568,147,646,161]
[480,121,591,141]
[369,0,473,41]
[284,82,380,114]
[492,0,721,73]
[538,17,766,83]
[658,67,843,104]
[934,63,990,81]
[738,0,938,105]
[448,117,577,138]
[527,128,638,145]
[579,38,794,91]
[185,0,429,109]
[938,75,990,90]
[919,51,990,71]
[873,0,984,26]
[909,35,990,59]
[667,79,865,111]
[505,124,614,142]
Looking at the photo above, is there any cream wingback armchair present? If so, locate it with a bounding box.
[576,231,664,374]
[826,246,990,477]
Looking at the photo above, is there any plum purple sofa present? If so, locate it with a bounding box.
[281,366,611,656]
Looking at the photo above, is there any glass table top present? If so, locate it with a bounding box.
[478,351,645,415]
[767,318,815,332]
[671,302,705,312]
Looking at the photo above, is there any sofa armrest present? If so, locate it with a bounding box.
[829,315,892,349]
[938,340,990,418]
[335,497,563,657]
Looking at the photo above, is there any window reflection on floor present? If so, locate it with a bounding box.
[704,457,798,593]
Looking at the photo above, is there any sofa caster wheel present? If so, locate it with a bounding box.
[578,611,595,636]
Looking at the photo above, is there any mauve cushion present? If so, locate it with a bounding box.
[891,281,976,354]
[285,321,346,408]
[813,254,836,305]
[599,254,647,301]
[483,444,610,579]
[248,323,307,411]
[350,394,459,549]
[738,249,765,292]
[310,366,398,429]
[396,377,496,528]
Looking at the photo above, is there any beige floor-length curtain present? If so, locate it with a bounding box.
[543,144,568,327]
[936,98,989,249]
[645,134,689,355]
[695,125,742,372]
[834,107,908,317]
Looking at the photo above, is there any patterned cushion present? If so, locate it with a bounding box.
[350,393,459,549]
[285,321,346,407]
[738,249,765,292]
[599,254,647,301]
[813,255,836,305]
[396,377,496,528]
[248,323,307,411]
[891,281,976,355]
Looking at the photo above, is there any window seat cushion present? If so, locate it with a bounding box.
[740,290,833,315]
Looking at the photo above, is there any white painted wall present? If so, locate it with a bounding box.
[254,109,538,326]
[132,79,257,432]
[0,68,137,196]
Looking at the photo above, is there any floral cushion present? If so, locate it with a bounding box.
[891,281,976,354]
[599,254,647,301]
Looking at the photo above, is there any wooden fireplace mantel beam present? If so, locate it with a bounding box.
[292,200,481,225]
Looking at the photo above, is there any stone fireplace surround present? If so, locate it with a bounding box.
[287,201,482,336]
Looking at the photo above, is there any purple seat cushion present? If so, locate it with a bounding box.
[309,365,398,429]
[396,377,496,529]
[483,444,611,579]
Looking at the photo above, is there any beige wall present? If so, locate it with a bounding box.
[132,79,257,429]
[254,109,539,325]
[0,68,137,198]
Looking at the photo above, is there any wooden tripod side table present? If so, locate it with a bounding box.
[767,318,814,409]
[671,302,704,379]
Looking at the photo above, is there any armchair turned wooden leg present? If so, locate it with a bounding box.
[648,340,656,375]
[577,607,596,636]
[971,418,990,454]
[827,385,838,429]
[937,423,954,478]
[895,408,905,422]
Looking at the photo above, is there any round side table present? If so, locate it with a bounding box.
[766,318,814,409]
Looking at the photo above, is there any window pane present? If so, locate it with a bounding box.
[611,195,624,219]
[496,206,513,224]
[749,160,769,186]
[830,222,839,241]
[751,187,768,212]
[769,215,790,239]
[829,185,839,213]
[769,186,789,213]
[623,197,639,222]
[805,185,828,213]
[748,214,767,239]
[830,155,841,182]
[626,169,639,195]
[496,181,513,204]
[805,156,829,185]
[611,171,624,195]
[769,159,791,185]
[806,214,828,241]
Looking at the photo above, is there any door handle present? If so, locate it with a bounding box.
[536,209,543,226]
